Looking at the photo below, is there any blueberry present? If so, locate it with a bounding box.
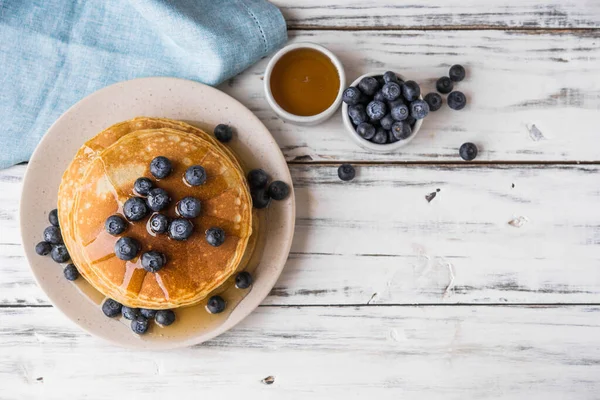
[267,181,290,201]
[390,102,409,122]
[150,156,172,179]
[141,251,166,273]
[366,101,387,121]
[371,128,388,144]
[185,165,207,186]
[358,76,379,96]
[373,90,386,102]
[177,196,202,218]
[131,316,149,335]
[356,122,376,140]
[63,264,79,281]
[410,99,430,120]
[436,77,453,94]
[114,237,140,261]
[348,104,367,125]
[406,116,417,127]
[206,295,226,314]
[105,215,127,236]
[155,310,176,326]
[48,209,59,227]
[448,91,467,110]
[35,241,52,256]
[459,142,478,161]
[140,308,157,319]
[206,227,226,247]
[133,177,154,196]
[383,71,399,84]
[149,213,169,234]
[51,244,70,263]
[43,226,63,244]
[251,188,271,209]
[235,271,253,289]
[388,130,400,143]
[247,169,269,190]
[102,298,122,318]
[449,64,466,82]
[123,197,149,221]
[168,218,194,241]
[342,86,362,106]
[337,164,355,181]
[214,124,233,143]
[381,82,401,101]
[122,306,139,320]
[424,93,443,112]
[146,188,171,212]
[402,81,421,102]
[376,75,386,87]
[391,121,412,140]
[380,114,395,130]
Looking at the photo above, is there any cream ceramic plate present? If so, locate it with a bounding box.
[20,77,295,349]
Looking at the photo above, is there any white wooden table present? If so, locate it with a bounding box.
[2,1,600,398]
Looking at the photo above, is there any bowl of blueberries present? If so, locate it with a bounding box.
[341,71,428,152]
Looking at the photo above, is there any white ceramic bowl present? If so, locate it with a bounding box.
[342,72,423,153]
[264,42,345,125]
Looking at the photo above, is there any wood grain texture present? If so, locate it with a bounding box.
[273,0,600,29]
[6,163,600,305]
[220,30,600,162]
[1,305,599,399]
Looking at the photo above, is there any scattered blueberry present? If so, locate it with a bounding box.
[168,218,194,241]
[410,99,430,120]
[206,295,226,314]
[267,181,290,201]
[114,237,140,261]
[348,104,367,125]
[366,101,387,121]
[459,142,478,161]
[372,128,388,144]
[141,251,166,273]
[43,226,63,244]
[447,91,467,110]
[51,244,70,263]
[380,114,395,130]
[149,213,169,234]
[131,316,149,334]
[356,122,376,140]
[134,177,154,196]
[48,209,59,227]
[140,308,157,319]
[105,215,127,236]
[123,197,149,221]
[381,82,401,101]
[251,188,271,209]
[155,310,176,326]
[338,164,355,181]
[149,156,172,179]
[358,76,379,96]
[449,64,466,82]
[122,306,139,320]
[373,90,386,102]
[390,102,409,122]
[391,121,412,140]
[206,227,226,247]
[102,298,122,317]
[247,169,269,190]
[146,188,171,212]
[35,241,52,256]
[383,71,399,84]
[214,124,233,143]
[436,77,453,94]
[401,81,421,102]
[184,165,207,186]
[424,93,443,112]
[177,196,202,218]
[63,264,79,281]
[235,271,253,289]
[342,86,362,106]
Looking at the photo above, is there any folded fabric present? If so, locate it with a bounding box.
[0,0,287,169]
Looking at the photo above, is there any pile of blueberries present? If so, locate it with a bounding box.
[35,209,78,280]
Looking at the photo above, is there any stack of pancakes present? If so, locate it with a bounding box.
[57,117,253,309]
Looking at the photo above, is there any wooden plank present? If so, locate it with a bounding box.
[221,29,600,162]
[273,0,600,29]
[6,163,600,305]
[1,305,599,399]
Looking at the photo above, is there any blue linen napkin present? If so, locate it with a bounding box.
[0,0,287,169]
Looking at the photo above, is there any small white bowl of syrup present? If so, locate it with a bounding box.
[264,42,345,125]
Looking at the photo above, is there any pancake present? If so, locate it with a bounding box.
[69,128,252,308]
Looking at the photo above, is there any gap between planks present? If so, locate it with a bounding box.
[288,26,600,33]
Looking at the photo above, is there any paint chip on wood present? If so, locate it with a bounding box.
[425,189,440,203]
[528,124,546,141]
[36,377,43,383]
[262,376,275,385]
[367,293,378,304]
[509,216,529,227]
